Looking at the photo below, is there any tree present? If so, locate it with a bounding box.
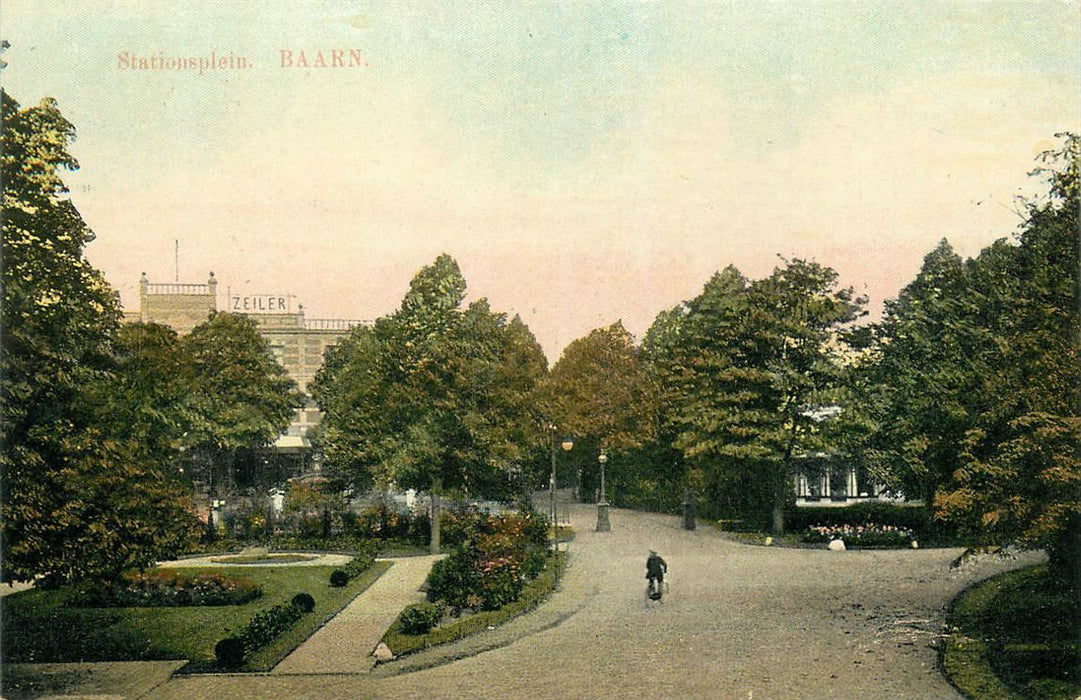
[1,91,196,585]
[542,322,658,502]
[650,261,865,533]
[180,312,303,495]
[310,254,548,552]
[940,136,1079,578]
[857,239,978,502]
[862,134,1080,583]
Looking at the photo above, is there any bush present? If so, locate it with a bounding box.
[238,601,305,656]
[77,570,262,608]
[426,548,476,609]
[329,544,380,587]
[214,636,246,669]
[398,602,443,635]
[291,592,315,613]
[425,510,548,613]
[384,551,564,658]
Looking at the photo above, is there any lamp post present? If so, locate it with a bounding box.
[596,451,611,532]
[549,426,573,549]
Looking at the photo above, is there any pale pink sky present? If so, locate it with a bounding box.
[3,1,1078,359]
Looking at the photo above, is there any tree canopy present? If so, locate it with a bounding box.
[859,134,1080,580]
[644,259,866,532]
[310,254,548,551]
[1,92,196,585]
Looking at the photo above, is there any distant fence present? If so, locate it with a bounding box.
[303,318,369,331]
[146,283,212,295]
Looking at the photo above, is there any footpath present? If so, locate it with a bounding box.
[272,554,442,675]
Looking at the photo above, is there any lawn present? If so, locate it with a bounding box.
[1,561,391,672]
[943,564,1080,700]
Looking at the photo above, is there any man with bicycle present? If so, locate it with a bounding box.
[646,550,667,598]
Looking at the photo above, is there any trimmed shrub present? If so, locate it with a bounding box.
[329,544,380,587]
[214,636,246,669]
[291,592,315,613]
[398,602,443,635]
[239,601,304,655]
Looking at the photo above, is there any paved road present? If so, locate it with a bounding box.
[148,501,1039,699]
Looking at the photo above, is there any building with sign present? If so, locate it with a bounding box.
[130,272,368,470]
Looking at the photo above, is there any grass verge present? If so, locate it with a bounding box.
[1,561,391,672]
[941,564,1080,700]
[381,551,565,658]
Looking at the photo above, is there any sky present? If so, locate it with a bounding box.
[2,1,1079,360]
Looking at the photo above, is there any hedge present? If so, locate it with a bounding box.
[329,542,380,587]
[214,593,314,668]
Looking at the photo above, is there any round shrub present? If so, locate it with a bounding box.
[215,636,246,669]
[399,602,443,635]
[291,592,315,612]
[329,569,349,587]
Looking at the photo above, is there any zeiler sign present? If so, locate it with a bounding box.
[231,294,293,313]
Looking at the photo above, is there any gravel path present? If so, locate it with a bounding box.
[150,501,1040,699]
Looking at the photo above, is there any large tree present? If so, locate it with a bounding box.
[542,321,658,502]
[648,260,865,533]
[180,312,303,495]
[311,254,548,552]
[866,134,1080,581]
[857,239,980,501]
[1,91,196,585]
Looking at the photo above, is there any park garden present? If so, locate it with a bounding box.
[1,83,1077,697]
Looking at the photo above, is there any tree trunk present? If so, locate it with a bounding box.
[771,474,786,536]
[429,475,442,555]
[773,438,797,536]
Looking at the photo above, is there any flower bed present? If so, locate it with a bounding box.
[383,550,563,658]
[425,511,548,612]
[801,523,914,548]
[77,570,262,607]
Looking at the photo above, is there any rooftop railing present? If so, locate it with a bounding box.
[303,318,370,331]
[146,283,212,295]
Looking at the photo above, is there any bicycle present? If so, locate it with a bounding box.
[645,576,669,605]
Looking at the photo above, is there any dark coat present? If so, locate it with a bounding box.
[646,553,667,580]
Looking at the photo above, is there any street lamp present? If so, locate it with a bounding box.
[596,451,611,532]
[549,425,573,549]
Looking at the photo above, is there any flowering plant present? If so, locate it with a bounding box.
[802,523,914,548]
